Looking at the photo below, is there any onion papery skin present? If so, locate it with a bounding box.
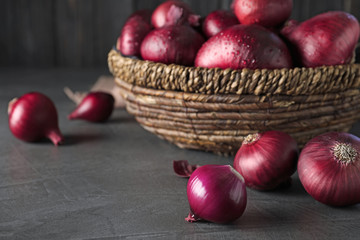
[234,131,298,190]
[8,92,64,145]
[202,10,239,38]
[186,165,247,223]
[232,0,293,28]
[281,11,360,67]
[195,24,293,70]
[151,0,199,28]
[298,132,360,206]
[68,92,115,123]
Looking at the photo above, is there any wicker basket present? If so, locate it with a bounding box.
[108,49,360,155]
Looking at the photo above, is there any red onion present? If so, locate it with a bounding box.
[173,160,199,177]
[141,25,205,66]
[281,11,360,67]
[68,92,115,123]
[233,131,298,190]
[151,0,200,28]
[8,92,64,145]
[298,132,360,206]
[232,0,293,27]
[195,24,293,70]
[117,10,153,57]
[202,10,239,38]
[186,165,247,223]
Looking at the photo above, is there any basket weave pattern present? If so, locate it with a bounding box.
[108,49,360,155]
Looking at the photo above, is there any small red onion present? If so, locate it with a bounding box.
[233,131,298,190]
[186,165,247,223]
[202,10,239,38]
[8,92,64,145]
[173,160,200,177]
[298,132,360,206]
[68,92,114,123]
[232,0,293,27]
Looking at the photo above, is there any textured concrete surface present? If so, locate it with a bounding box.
[0,68,359,239]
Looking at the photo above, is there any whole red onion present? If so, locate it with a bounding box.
[202,10,239,38]
[151,0,200,28]
[68,92,114,123]
[281,11,360,67]
[117,10,153,57]
[195,24,293,70]
[234,131,298,190]
[186,165,247,223]
[232,0,293,27]
[8,92,64,145]
[298,132,360,206]
[141,25,205,66]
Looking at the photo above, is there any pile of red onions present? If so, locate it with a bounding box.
[186,165,247,223]
[234,131,298,190]
[298,132,360,206]
[8,92,64,145]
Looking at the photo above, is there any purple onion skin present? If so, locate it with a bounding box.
[234,131,298,191]
[68,92,115,123]
[232,0,293,28]
[281,11,360,67]
[141,25,205,66]
[8,92,64,145]
[202,10,240,38]
[151,0,198,28]
[195,24,293,70]
[298,132,360,206]
[117,10,153,57]
[173,160,200,177]
[186,165,247,223]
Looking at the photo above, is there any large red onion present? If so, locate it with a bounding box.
[195,24,293,70]
[202,10,239,38]
[116,10,153,57]
[151,0,200,28]
[298,132,360,206]
[141,25,205,66]
[232,0,293,27]
[186,165,247,223]
[8,92,64,145]
[281,11,360,67]
[234,131,298,190]
[68,92,115,123]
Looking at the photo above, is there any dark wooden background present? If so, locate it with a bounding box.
[1,0,359,68]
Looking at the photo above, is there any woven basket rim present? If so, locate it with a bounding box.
[111,48,360,74]
[108,49,360,96]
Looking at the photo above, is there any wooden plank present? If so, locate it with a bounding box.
[0,0,55,67]
[92,0,133,67]
[292,0,345,21]
[133,0,163,11]
[54,0,95,67]
[183,0,221,16]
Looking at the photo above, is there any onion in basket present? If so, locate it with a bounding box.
[116,10,153,58]
[195,24,293,70]
[281,11,360,67]
[141,25,205,66]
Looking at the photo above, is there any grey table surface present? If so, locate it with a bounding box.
[0,68,359,240]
